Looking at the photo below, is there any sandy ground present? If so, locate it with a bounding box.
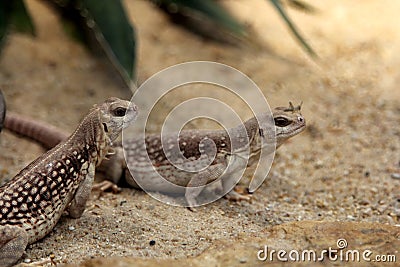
[0,0,399,266]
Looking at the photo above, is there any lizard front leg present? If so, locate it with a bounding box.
[92,147,126,193]
[221,155,252,202]
[68,163,95,218]
[0,225,28,267]
[185,164,226,208]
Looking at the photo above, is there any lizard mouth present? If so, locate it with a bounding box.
[123,106,139,128]
[276,124,305,138]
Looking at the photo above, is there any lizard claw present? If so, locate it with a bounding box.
[225,189,252,202]
[187,206,197,212]
[92,180,121,194]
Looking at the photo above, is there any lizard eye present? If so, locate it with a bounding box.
[113,107,127,117]
[274,117,291,127]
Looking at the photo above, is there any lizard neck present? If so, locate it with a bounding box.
[234,113,275,156]
[67,110,110,166]
[227,116,261,155]
[244,117,263,155]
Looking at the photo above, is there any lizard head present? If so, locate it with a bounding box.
[243,102,305,154]
[96,97,138,142]
[272,102,306,148]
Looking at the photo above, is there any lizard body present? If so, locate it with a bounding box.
[123,104,305,206]
[0,97,137,266]
[4,102,305,207]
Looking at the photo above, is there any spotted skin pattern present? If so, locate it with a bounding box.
[123,104,306,206]
[4,102,305,207]
[0,97,137,266]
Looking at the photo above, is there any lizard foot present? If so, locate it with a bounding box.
[0,225,28,267]
[187,206,197,212]
[18,257,55,266]
[92,180,121,194]
[225,189,252,202]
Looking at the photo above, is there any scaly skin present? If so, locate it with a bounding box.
[4,102,305,207]
[123,103,306,206]
[0,97,137,266]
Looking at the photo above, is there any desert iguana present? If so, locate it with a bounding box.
[0,97,137,266]
[4,102,305,207]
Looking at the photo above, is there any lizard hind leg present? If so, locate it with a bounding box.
[0,225,29,267]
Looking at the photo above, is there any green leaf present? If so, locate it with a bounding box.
[269,0,317,58]
[81,0,136,83]
[0,1,9,49]
[151,0,247,42]
[0,0,35,54]
[286,0,317,14]
[9,0,36,35]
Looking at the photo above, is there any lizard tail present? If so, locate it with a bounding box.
[4,112,69,149]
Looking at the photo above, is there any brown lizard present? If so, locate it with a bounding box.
[4,102,305,207]
[0,97,137,266]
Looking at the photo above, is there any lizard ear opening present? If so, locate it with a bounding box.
[102,123,109,133]
[259,128,264,137]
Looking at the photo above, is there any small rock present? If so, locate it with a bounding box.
[314,160,324,169]
[239,257,247,263]
[68,226,75,231]
[315,199,328,208]
[389,208,400,217]
[362,208,372,216]
[391,173,400,179]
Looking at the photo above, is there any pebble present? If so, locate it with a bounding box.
[391,173,400,179]
[314,160,324,169]
[347,215,356,220]
[68,226,75,231]
[370,187,378,193]
[239,258,247,263]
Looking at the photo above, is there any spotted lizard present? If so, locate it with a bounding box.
[4,102,305,207]
[0,97,137,266]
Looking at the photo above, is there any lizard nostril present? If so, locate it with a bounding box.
[298,116,304,123]
[131,104,138,112]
